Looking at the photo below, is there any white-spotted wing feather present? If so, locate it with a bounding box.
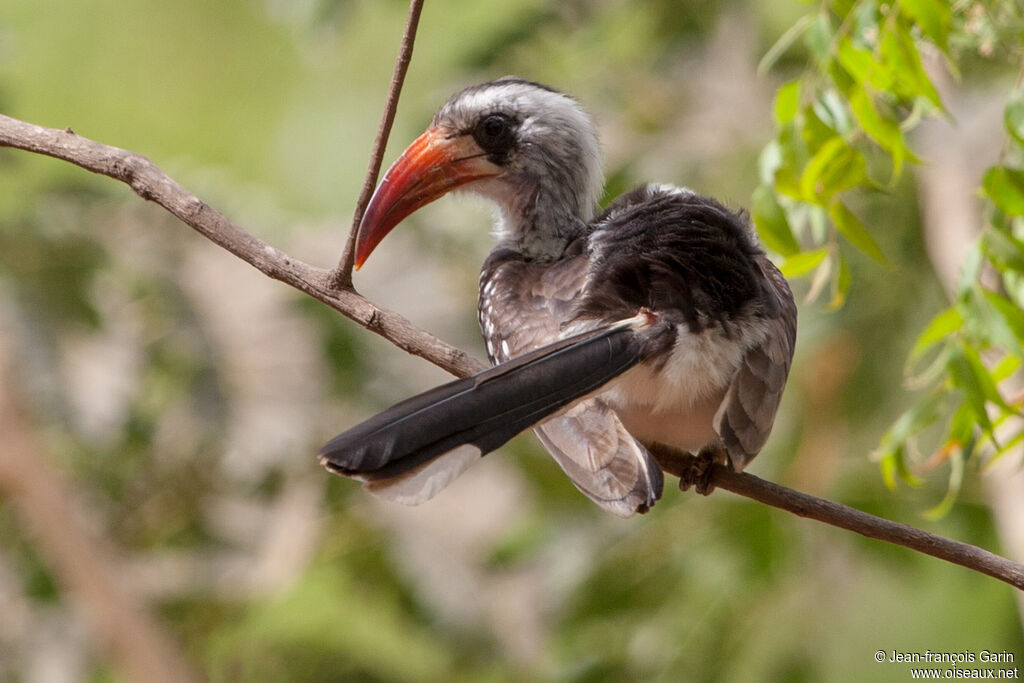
[479,249,662,516]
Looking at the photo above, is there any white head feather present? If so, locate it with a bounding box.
[433,78,605,258]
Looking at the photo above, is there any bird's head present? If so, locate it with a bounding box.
[355,78,604,267]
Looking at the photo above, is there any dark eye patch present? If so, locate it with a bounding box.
[472,113,517,163]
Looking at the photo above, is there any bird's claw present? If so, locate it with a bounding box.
[678,447,722,496]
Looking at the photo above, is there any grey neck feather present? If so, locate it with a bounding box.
[491,165,598,260]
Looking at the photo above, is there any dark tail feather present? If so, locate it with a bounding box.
[319,319,646,503]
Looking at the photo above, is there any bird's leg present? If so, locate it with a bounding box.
[672,445,727,496]
[647,442,692,479]
[647,443,723,496]
[692,446,727,495]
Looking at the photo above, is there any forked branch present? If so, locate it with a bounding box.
[0,0,1021,597]
[2,112,1021,592]
[332,0,425,287]
[0,113,483,379]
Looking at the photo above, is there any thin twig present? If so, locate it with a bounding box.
[657,451,1024,591]
[1,113,1023,591]
[330,0,425,289]
[721,468,1024,589]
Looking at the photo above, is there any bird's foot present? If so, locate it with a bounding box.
[678,447,725,496]
[647,443,725,496]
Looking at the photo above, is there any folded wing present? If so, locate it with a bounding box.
[319,319,653,506]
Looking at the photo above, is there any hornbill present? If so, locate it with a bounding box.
[320,78,797,517]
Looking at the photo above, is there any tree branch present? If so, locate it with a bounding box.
[0,113,484,380]
[331,0,425,289]
[2,111,1023,591]
[656,451,1024,591]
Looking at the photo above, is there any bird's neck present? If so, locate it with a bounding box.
[492,186,596,261]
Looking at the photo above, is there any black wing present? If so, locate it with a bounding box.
[319,318,653,505]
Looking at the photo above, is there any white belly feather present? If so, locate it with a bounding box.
[601,319,768,452]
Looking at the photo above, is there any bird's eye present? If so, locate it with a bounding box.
[481,115,507,139]
[472,114,516,159]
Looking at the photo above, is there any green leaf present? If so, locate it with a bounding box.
[780,247,829,278]
[837,38,894,91]
[948,342,1013,425]
[880,23,943,109]
[992,426,1024,461]
[804,250,832,304]
[752,186,801,256]
[905,341,955,390]
[774,169,804,201]
[879,447,900,490]
[849,87,912,181]
[806,202,830,243]
[982,166,1024,217]
[949,398,980,445]
[836,38,872,82]
[849,0,879,39]
[878,391,946,488]
[946,346,995,433]
[802,104,839,152]
[1006,98,1024,148]
[827,249,851,310]
[805,11,833,64]
[829,199,888,265]
[981,228,1024,273]
[800,137,868,203]
[879,444,921,490]
[822,145,867,198]
[980,290,1024,353]
[960,286,1017,354]
[769,117,806,187]
[759,139,784,187]
[923,441,965,521]
[800,137,845,202]
[760,14,816,74]
[812,90,853,137]
[900,0,951,53]
[774,79,802,125]
[910,306,962,360]
[956,242,984,298]
[991,354,1023,383]
[965,342,1014,413]
[878,442,926,490]
[893,447,923,487]
[883,390,947,448]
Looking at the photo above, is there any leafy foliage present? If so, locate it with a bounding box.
[758,0,1024,507]
[3,1,1024,681]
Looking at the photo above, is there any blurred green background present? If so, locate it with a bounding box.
[1,0,1021,681]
